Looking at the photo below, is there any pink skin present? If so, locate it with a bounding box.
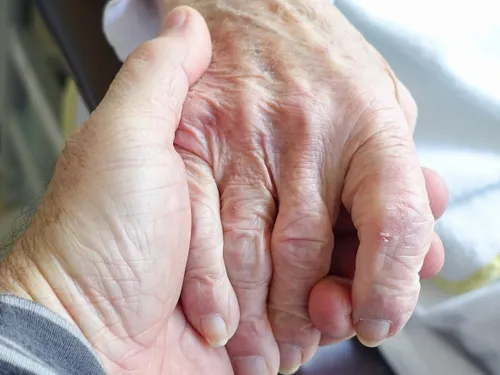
[2,8,234,375]
[0,6,447,375]
[310,167,448,343]
[150,1,450,374]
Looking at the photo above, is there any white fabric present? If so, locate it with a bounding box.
[103,0,160,62]
[102,1,500,374]
[380,280,500,375]
[338,0,500,119]
[336,1,500,374]
[418,148,500,282]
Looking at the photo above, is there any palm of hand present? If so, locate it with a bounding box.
[23,118,232,374]
[161,307,233,375]
[33,122,356,375]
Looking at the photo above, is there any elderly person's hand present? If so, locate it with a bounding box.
[153,0,448,374]
[313,166,447,348]
[0,8,234,374]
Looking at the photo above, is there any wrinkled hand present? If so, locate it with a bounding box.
[313,166,447,347]
[157,1,447,374]
[0,8,234,375]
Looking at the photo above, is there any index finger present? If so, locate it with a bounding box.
[342,107,434,346]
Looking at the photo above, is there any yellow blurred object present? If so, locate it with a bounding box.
[433,255,500,294]
[60,79,78,139]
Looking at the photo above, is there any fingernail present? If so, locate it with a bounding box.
[232,356,268,375]
[200,314,229,347]
[278,342,302,374]
[355,319,391,347]
[165,6,188,30]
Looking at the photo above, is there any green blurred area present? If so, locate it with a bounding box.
[0,0,79,246]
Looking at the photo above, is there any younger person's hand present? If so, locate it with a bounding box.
[0,7,234,375]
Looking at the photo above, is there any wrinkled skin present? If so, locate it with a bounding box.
[150,0,448,374]
[0,9,233,375]
[0,6,447,375]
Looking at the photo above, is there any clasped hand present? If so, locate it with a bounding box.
[0,4,447,375]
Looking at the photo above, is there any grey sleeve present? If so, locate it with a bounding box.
[0,294,106,375]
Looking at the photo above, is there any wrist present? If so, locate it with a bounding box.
[0,219,76,323]
[0,246,37,301]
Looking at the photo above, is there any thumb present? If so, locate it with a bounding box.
[342,107,434,347]
[94,6,212,140]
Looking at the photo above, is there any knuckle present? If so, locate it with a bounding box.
[184,264,225,289]
[367,281,420,324]
[235,316,271,341]
[348,87,409,131]
[385,196,434,246]
[190,200,221,247]
[269,304,312,327]
[354,212,433,308]
[224,227,272,284]
[229,276,270,293]
[389,188,433,219]
[285,162,323,184]
[282,82,329,128]
[342,100,413,163]
[284,83,317,108]
[220,189,275,287]
[361,106,409,136]
[376,242,423,277]
[221,190,276,230]
[273,212,333,276]
[367,199,434,274]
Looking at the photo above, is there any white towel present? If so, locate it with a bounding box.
[102,1,500,374]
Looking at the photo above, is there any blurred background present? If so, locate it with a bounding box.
[0,0,89,252]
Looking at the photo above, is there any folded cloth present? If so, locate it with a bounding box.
[102,1,500,374]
